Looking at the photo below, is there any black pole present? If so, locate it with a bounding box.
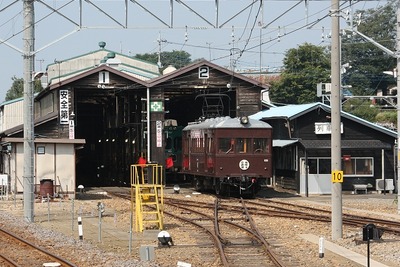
[367,238,370,267]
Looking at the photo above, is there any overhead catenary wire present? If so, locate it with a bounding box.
[159,0,363,65]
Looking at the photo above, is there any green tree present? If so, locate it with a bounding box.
[135,50,192,72]
[340,1,397,123]
[269,43,330,104]
[342,99,379,122]
[341,1,396,95]
[5,76,43,101]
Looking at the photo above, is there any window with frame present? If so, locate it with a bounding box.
[306,158,331,174]
[218,138,234,153]
[253,138,268,153]
[191,137,204,153]
[343,158,373,176]
[305,157,373,176]
[235,138,249,153]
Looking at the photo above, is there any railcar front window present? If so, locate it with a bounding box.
[236,138,248,153]
[218,138,233,153]
[253,138,268,153]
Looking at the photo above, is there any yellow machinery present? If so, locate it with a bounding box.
[130,163,164,232]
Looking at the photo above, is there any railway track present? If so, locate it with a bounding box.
[164,196,400,236]
[0,226,77,267]
[165,197,292,267]
[111,191,294,266]
[251,199,400,235]
[107,188,400,266]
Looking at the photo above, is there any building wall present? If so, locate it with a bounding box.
[7,142,76,198]
[270,109,396,194]
[0,100,24,132]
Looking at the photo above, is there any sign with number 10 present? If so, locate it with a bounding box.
[331,171,344,183]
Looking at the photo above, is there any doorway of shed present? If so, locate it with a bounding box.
[74,90,146,187]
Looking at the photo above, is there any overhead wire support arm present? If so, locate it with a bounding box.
[348,27,396,58]
[131,0,171,28]
[85,0,126,28]
[176,0,215,28]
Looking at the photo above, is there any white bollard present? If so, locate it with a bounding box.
[78,216,83,240]
[319,236,324,258]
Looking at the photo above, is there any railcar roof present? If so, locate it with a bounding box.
[183,116,272,131]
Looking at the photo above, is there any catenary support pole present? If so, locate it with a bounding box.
[23,0,35,223]
[397,3,400,214]
[330,0,343,239]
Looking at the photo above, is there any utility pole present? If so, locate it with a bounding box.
[330,0,343,239]
[23,0,35,223]
[397,4,400,214]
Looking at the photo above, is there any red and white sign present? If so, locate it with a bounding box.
[69,120,75,139]
[156,120,162,147]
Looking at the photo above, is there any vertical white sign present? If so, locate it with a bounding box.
[59,90,69,125]
[156,120,162,147]
[69,120,75,139]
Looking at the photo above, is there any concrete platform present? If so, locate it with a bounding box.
[300,234,390,267]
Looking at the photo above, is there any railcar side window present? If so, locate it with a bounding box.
[253,138,268,153]
[236,138,248,153]
[207,137,213,153]
[190,137,203,153]
[218,138,233,153]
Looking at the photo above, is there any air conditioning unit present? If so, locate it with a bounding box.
[375,179,394,192]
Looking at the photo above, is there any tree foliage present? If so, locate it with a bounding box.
[269,43,330,104]
[134,50,192,72]
[341,1,396,95]
[5,76,43,101]
[342,99,379,122]
[340,1,397,123]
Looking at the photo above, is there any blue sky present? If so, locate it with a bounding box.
[0,0,386,102]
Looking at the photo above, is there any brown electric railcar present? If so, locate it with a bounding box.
[181,116,273,197]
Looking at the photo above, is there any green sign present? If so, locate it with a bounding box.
[150,101,163,112]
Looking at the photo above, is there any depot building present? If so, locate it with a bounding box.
[0,42,269,198]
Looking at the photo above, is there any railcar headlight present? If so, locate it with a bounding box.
[240,116,249,125]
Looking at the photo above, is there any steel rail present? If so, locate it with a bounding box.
[0,253,19,267]
[0,227,77,267]
[165,202,230,267]
[240,198,288,267]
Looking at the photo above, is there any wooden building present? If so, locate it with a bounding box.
[251,102,397,195]
[0,43,268,197]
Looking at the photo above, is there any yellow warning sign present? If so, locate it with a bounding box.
[331,170,344,183]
